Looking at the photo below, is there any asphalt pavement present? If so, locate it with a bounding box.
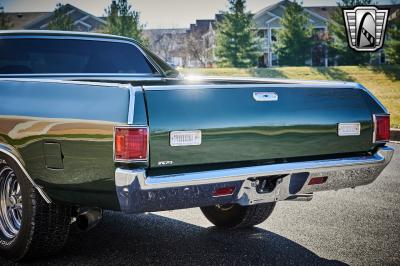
[2,143,399,265]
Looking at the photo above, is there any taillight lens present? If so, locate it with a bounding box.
[114,127,148,161]
[374,114,390,143]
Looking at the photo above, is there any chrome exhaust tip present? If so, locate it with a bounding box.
[285,193,313,201]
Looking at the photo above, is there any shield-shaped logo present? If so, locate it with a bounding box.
[343,6,389,52]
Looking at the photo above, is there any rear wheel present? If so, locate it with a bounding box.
[200,202,276,229]
[0,158,72,261]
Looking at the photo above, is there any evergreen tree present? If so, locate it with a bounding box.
[386,18,400,64]
[47,3,74,31]
[103,0,148,45]
[0,6,12,30]
[327,0,372,65]
[215,0,260,67]
[273,0,313,66]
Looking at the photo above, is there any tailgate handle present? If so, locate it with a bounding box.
[253,92,278,102]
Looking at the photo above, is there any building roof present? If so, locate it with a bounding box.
[145,28,187,34]
[306,6,337,19]
[253,1,285,19]
[3,4,107,31]
[3,12,50,30]
[308,4,400,20]
[24,4,106,31]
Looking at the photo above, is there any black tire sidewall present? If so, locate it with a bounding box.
[201,204,248,228]
[0,157,35,261]
[201,202,276,229]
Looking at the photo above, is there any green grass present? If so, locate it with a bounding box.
[180,65,400,128]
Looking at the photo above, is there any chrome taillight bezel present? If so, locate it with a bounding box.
[113,125,149,163]
[372,114,390,143]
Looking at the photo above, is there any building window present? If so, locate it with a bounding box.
[271,53,279,66]
[271,29,279,42]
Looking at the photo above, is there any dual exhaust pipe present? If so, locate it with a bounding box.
[75,208,103,231]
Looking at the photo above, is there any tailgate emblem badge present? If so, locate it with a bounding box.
[253,92,278,102]
[170,130,202,146]
[338,123,361,136]
[158,161,174,166]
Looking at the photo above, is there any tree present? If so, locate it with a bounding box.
[386,18,400,64]
[103,0,148,45]
[0,6,12,30]
[147,30,185,64]
[149,32,176,61]
[215,0,260,67]
[273,1,313,66]
[47,3,74,31]
[327,0,373,65]
[185,31,212,67]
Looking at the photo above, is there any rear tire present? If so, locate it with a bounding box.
[200,202,276,229]
[0,158,72,261]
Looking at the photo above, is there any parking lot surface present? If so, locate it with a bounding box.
[1,143,399,265]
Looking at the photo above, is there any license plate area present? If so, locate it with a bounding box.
[338,123,361,136]
[250,175,287,194]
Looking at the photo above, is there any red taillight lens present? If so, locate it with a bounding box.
[114,127,148,161]
[308,176,328,185]
[212,187,236,197]
[374,114,390,143]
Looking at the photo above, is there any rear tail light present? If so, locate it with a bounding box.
[114,126,148,162]
[373,114,390,143]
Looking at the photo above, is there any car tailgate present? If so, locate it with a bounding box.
[143,84,378,168]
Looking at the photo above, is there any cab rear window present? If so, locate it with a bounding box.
[0,38,157,74]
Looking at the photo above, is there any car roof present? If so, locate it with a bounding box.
[0,30,138,44]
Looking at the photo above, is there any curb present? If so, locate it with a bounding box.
[391,129,400,141]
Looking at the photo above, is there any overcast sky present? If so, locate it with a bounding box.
[0,0,396,28]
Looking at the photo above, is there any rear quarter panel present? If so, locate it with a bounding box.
[0,79,133,209]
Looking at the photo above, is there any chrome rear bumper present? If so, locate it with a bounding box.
[115,146,394,213]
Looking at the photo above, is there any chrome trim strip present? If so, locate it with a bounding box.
[143,83,359,91]
[184,75,354,86]
[0,30,144,45]
[0,73,159,77]
[116,146,394,190]
[0,30,133,40]
[0,146,52,203]
[0,77,133,88]
[0,76,164,82]
[127,86,139,125]
[373,114,377,143]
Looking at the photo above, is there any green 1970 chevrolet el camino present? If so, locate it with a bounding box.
[0,30,394,261]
